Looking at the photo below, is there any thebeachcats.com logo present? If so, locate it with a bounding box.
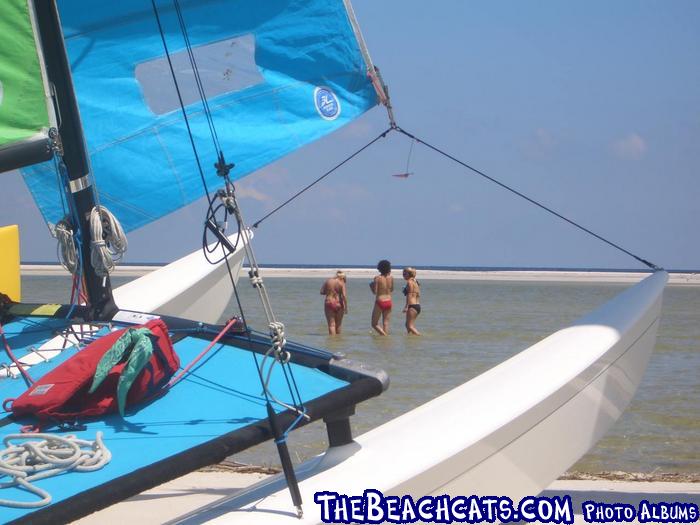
[314,86,341,121]
[314,490,700,524]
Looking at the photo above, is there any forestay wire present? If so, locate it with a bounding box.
[393,126,662,271]
[252,127,394,228]
[252,124,661,271]
[150,0,213,206]
[151,1,308,516]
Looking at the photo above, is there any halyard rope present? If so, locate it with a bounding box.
[54,219,78,275]
[89,206,127,277]
[0,433,111,508]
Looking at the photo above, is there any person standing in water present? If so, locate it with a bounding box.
[370,259,393,335]
[320,271,348,335]
[402,267,421,335]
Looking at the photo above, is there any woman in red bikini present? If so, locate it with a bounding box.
[402,267,421,335]
[369,259,393,336]
[320,271,348,335]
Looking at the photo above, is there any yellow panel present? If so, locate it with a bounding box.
[0,225,21,302]
[8,303,62,316]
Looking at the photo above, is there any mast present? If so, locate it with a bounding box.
[33,0,116,320]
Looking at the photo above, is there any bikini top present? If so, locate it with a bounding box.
[403,280,420,296]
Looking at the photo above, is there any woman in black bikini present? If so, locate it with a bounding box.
[402,267,421,335]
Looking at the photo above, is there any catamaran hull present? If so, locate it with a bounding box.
[186,271,667,524]
[113,231,250,324]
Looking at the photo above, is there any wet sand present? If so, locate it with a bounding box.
[75,469,700,524]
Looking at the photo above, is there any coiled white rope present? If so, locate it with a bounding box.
[269,321,288,361]
[259,344,309,421]
[0,432,111,508]
[90,206,127,277]
[54,219,79,275]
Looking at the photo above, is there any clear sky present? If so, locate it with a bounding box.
[2,1,699,270]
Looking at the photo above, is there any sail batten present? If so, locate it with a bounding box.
[20,0,380,232]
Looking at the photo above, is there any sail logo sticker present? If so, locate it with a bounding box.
[314,86,341,121]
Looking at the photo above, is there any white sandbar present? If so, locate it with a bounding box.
[21,264,700,285]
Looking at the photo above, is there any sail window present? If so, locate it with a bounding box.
[135,34,263,115]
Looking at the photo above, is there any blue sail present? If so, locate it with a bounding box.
[22,0,380,232]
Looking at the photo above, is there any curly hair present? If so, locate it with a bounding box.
[377,259,391,275]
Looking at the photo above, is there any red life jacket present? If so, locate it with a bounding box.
[8,319,179,422]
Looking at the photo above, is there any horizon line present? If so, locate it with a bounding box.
[19,261,699,274]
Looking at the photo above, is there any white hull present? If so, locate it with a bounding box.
[181,271,667,524]
[113,231,250,324]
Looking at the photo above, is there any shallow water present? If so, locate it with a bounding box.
[19,275,700,474]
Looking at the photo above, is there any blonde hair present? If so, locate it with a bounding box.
[335,270,346,282]
[403,267,417,278]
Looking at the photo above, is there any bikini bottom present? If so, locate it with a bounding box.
[376,298,392,312]
[325,300,342,313]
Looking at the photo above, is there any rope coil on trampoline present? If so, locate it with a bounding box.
[0,432,111,508]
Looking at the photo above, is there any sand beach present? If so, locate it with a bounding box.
[74,469,700,524]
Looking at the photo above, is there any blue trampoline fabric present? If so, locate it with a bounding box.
[0,321,348,522]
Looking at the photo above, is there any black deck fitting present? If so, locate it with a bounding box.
[324,406,355,447]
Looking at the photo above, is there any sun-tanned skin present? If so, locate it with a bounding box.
[402,267,421,335]
[370,260,393,335]
[320,272,347,335]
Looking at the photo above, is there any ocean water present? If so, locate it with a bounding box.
[20,274,700,475]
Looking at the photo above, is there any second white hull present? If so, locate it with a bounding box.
[113,231,250,324]
[180,271,667,524]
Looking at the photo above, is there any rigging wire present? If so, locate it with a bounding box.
[201,201,239,266]
[164,0,308,413]
[172,0,223,155]
[252,127,394,228]
[151,0,298,362]
[152,3,307,514]
[153,0,239,274]
[391,138,414,178]
[215,181,308,517]
[149,0,213,207]
[393,126,661,271]
[51,157,87,317]
[220,199,307,416]
[250,118,660,270]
